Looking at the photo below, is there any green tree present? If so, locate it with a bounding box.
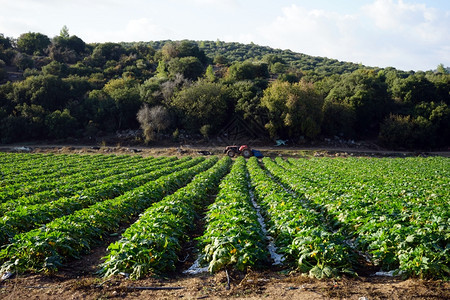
[270,62,287,74]
[0,115,28,143]
[15,103,47,138]
[42,61,69,76]
[425,72,450,104]
[392,73,436,105]
[155,60,168,78]
[204,65,216,82]
[176,40,207,64]
[414,101,450,146]
[261,80,324,139]
[139,76,166,106]
[51,33,86,58]
[103,78,141,129]
[436,63,449,75]
[321,101,356,138]
[83,89,117,132]
[379,114,434,149]
[325,69,391,137]
[168,56,204,80]
[231,80,265,122]
[171,80,228,132]
[0,34,12,50]
[63,75,92,101]
[17,32,51,55]
[0,59,5,81]
[131,43,155,61]
[59,25,70,39]
[45,109,78,138]
[90,43,125,67]
[262,54,285,66]
[213,54,228,65]
[161,42,178,61]
[225,61,269,81]
[11,74,69,110]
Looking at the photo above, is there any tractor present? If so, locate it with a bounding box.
[224,145,253,158]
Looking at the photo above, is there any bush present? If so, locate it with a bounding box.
[321,101,356,138]
[45,109,78,139]
[378,114,434,149]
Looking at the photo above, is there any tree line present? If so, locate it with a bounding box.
[0,28,449,149]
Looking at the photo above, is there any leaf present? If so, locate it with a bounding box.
[406,235,415,243]
[309,266,322,279]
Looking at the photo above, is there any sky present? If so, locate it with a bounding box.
[0,0,449,71]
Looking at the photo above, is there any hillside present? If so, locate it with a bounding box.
[0,32,449,149]
[141,40,365,76]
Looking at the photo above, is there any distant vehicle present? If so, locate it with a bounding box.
[224,145,253,158]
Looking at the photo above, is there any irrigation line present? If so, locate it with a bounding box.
[247,174,284,266]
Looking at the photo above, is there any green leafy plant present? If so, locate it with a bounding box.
[99,156,231,279]
[0,157,217,274]
[198,157,269,273]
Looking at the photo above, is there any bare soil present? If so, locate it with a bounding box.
[0,144,448,299]
[1,143,449,158]
[1,260,448,300]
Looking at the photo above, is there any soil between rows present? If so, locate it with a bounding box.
[1,260,448,300]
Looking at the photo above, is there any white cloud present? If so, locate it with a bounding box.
[255,1,450,70]
[257,5,360,61]
[363,0,434,30]
[362,0,447,43]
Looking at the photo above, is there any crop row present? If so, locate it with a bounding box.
[0,156,175,215]
[99,156,231,279]
[247,157,357,278]
[0,153,74,176]
[274,157,449,279]
[197,156,268,273]
[0,153,100,180]
[0,155,145,203]
[0,153,47,172]
[0,154,132,187]
[0,156,195,245]
[0,157,218,274]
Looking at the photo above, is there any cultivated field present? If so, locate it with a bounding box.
[0,152,448,299]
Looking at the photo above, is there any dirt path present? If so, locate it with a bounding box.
[1,143,449,158]
[1,268,448,299]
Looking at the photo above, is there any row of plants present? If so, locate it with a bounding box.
[197,157,268,273]
[0,157,218,274]
[99,156,231,279]
[277,157,449,279]
[0,153,53,171]
[0,154,145,202]
[1,154,88,185]
[261,157,346,232]
[247,157,357,279]
[0,156,199,245]
[0,153,104,176]
[0,153,130,187]
[0,156,174,215]
[0,153,77,175]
